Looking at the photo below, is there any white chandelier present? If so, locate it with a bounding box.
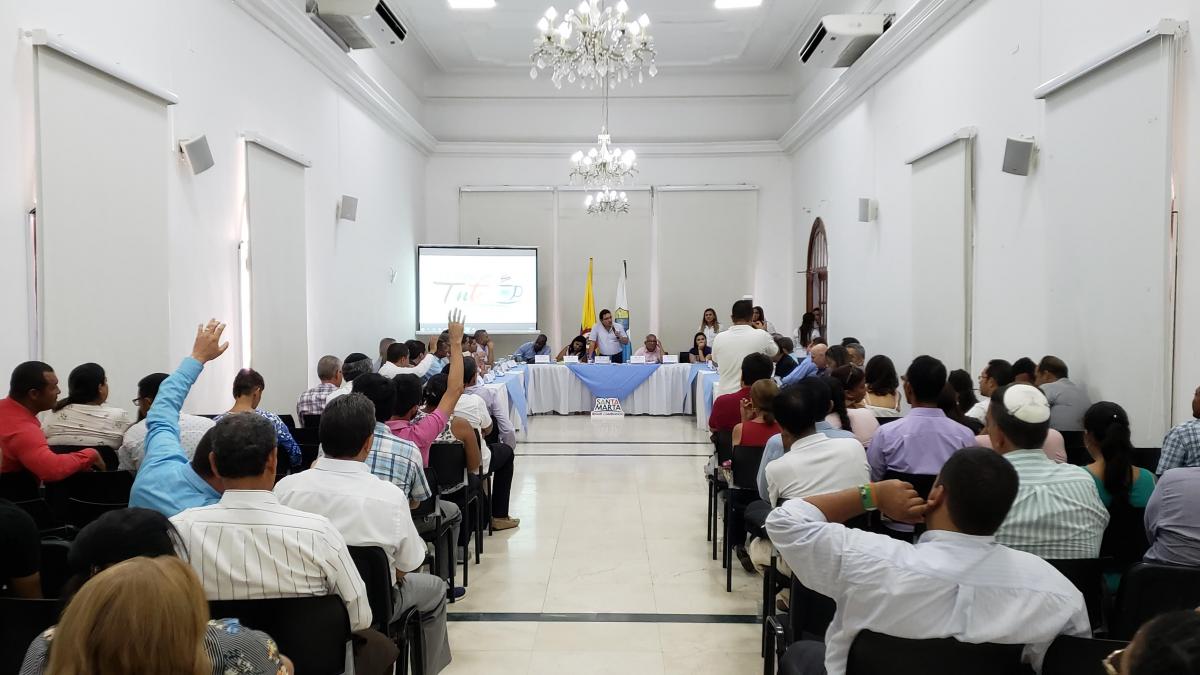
[569,73,637,188]
[585,187,629,215]
[532,0,656,90]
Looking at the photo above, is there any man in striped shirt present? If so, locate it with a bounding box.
[988,384,1109,559]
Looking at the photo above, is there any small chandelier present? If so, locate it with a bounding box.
[570,129,637,186]
[585,187,629,215]
[532,0,656,90]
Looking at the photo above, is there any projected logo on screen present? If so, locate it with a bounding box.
[433,275,524,305]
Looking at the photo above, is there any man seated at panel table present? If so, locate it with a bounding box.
[514,334,552,363]
[634,334,668,363]
[588,309,630,363]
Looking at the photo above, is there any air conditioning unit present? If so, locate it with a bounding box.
[308,0,407,52]
[799,14,892,68]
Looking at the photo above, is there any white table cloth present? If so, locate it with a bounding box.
[524,363,696,416]
[694,370,720,430]
[482,369,525,432]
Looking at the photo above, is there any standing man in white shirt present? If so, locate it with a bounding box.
[587,309,630,363]
[766,447,1090,675]
[118,372,215,472]
[711,299,779,396]
[276,394,451,674]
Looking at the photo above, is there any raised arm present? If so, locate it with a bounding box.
[437,310,467,419]
[143,320,228,471]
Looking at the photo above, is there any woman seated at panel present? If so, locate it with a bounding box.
[555,335,588,361]
[42,363,132,451]
[689,332,713,364]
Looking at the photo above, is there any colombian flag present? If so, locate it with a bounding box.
[580,257,596,336]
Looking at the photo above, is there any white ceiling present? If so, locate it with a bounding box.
[381,0,822,73]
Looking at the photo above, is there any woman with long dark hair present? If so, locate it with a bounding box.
[828,367,880,446]
[751,306,776,334]
[796,312,820,351]
[862,355,901,416]
[689,332,713,364]
[1083,402,1155,508]
[42,363,132,449]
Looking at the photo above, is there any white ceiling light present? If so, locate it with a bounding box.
[714,0,763,8]
[448,0,496,8]
[531,0,657,89]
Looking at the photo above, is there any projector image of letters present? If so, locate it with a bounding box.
[433,275,524,305]
[418,247,539,332]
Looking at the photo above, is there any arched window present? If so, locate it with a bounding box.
[806,219,828,338]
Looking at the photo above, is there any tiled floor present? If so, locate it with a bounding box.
[443,416,762,674]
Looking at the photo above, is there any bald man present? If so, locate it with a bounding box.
[780,343,829,386]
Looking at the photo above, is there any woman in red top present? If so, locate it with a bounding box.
[733,379,781,448]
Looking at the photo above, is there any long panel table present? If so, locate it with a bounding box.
[523,362,711,416]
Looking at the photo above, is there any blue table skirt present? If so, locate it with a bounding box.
[565,363,661,400]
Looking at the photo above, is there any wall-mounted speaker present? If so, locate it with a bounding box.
[857,197,877,222]
[337,195,359,222]
[179,135,214,175]
[1002,136,1036,176]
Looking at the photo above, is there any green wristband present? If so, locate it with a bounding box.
[859,483,877,512]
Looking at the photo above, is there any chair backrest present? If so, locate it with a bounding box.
[876,415,903,425]
[1042,635,1129,675]
[302,414,322,429]
[1131,447,1161,473]
[712,430,733,464]
[1100,502,1148,569]
[1113,562,1200,640]
[290,426,321,471]
[412,468,440,518]
[0,471,40,502]
[428,442,468,490]
[881,470,937,499]
[277,413,297,431]
[846,630,1028,675]
[50,444,118,471]
[789,575,836,642]
[731,445,765,490]
[44,470,134,525]
[208,596,351,675]
[1045,558,1104,629]
[678,351,691,362]
[0,598,60,674]
[1059,431,1089,466]
[348,546,394,634]
[40,539,72,598]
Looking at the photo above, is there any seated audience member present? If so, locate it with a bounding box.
[515,334,551,363]
[296,355,342,421]
[425,334,452,382]
[387,312,465,463]
[275,395,451,673]
[1,362,105,480]
[416,374,483,487]
[700,308,721,345]
[1144,466,1200,567]
[216,369,301,469]
[378,341,413,378]
[556,335,589,361]
[129,321,228,517]
[937,382,979,433]
[795,312,820,353]
[756,379,858,503]
[1012,356,1038,385]
[825,345,850,371]
[1083,402,1154,508]
[634,334,667,363]
[751,305,777,334]
[374,337,396,373]
[119,373,216,473]
[1156,384,1200,474]
[473,329,494,366]
[779,343,829,387]
[352,375,432,506]
[709,353,774,433]
[773,336,796,377]
[445,359,519,531]
[764,379,870,505]
[765,448,1090,675]
[588,309,631,363]
[690,332,714,364]
[862,354,901,415]
[171,414,372,632]
[989,384,1109,559]
[42,363,132,449]
[827,368,880,447]
[385,340,440,380]
[712,299,779,396]
[326,352,374,403]
[844,342,865,368]
[458,359,518,450]
[974,428,1068,463]
[1,498,40,598]
[968,359,1013,422]
[733,380,781,449]
[948,368,978,417]
[1115,609,1200,675]
[1037,355,1091,432]
[20,507,289,675]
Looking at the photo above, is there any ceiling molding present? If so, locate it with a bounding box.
[778,0,977,154]
[233,0,437,155]
[433,140,785,158]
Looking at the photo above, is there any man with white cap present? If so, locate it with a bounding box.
[987,383,1109,559]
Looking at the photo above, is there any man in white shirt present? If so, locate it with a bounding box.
[766,447,1090,675]
[450,359,519,531]
[326,352,374,404]
[275,394,451,673]
[765,380,870,505]
[966,359,1013,422]
[587,309,630,363]
[170,413,372,633]
[712,299,779,396]
[118,372,214,472]
[380,341,439,380]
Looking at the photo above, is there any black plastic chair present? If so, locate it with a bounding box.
[880,470,936,539]
[1046,558,1104,629]
[0,473,66,534]
[414,468,457,600]
[845,630,1029,675]
[43,470,133,528]
[427,442,478,587]
[1100,503,1148,579]
[50,444,118,472]
[277,413,297,431]
[302,414,322,429]
[290,426,321,471]
[1131,447,1161,473]
[209,596,351,675]
[1060,431,1089,466]
[40,538,72,598]
[724,444,765,592]
[347,545,425,674]
[678,351,691,363]
[0,598,60,674]
[765,573,837,675]
[876,415,903,425]
[1042,634,1129,675]
[708,429,733,559]
[1112,562,1200,640]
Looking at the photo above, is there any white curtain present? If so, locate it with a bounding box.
[35,46,170,404]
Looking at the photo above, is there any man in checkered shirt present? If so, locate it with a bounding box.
[295,355,342,421]
[1157,385,1200,475]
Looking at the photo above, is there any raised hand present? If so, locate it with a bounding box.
[447,309,465,344]
[191,319,230,364]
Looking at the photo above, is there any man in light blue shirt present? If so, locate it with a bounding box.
[129,320,229,517]
[780,343,829,388]
[514,335,551,363]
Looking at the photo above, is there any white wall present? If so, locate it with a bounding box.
[0,0,425,413]
[789,0,1200,438]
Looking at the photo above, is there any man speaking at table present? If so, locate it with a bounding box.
[588,309,630,363]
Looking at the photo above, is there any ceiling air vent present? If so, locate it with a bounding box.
[307,1,407,51]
